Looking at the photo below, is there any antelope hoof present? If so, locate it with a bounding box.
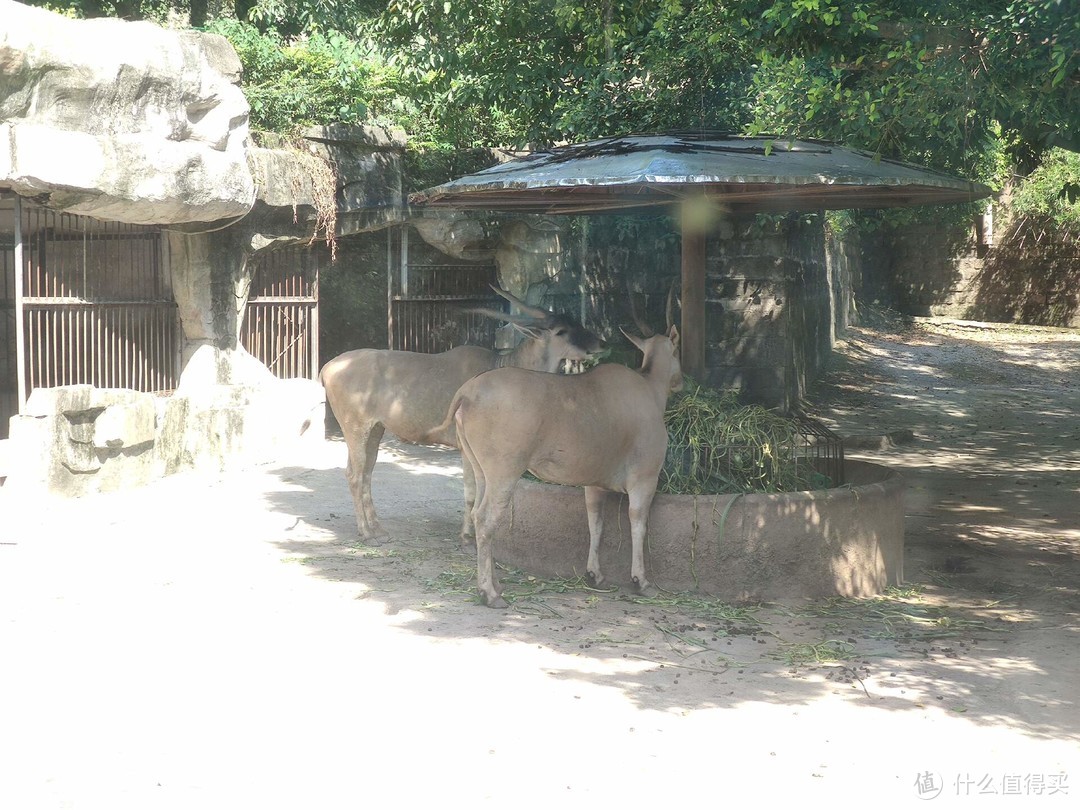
[481,591,509,610]
[360,529,390,546]
[632,577,657,598]
[586,570,605,587]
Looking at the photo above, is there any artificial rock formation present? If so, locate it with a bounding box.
[1,4,406,494]
[0,0,254,225]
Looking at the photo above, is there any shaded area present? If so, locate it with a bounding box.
[966,219,1080,328]
[803,316,1080,627]
[265,339,1080,742]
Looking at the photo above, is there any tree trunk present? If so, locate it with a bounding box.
[190,0,208,28]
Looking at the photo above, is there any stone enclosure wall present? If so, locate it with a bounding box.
[507,460,904,599]
[7,381,324,497]
[858,204,1080,329]
[573,213,857,411]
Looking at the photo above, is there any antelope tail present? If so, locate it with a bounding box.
[421,396,463,447]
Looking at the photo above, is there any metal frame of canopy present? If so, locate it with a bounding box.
[412,134,993,379]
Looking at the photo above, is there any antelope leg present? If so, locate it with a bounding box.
[459,459,478,548]
[344,421,388,544]
[584,486,608,586]
[473,481,516,609]
[627,482,658,596]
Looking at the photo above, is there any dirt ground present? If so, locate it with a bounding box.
[1,315,1078,808]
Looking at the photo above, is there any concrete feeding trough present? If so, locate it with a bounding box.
[499,460,904,600]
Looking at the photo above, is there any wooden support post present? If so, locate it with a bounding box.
[680,226,706,382]
[13,194,26,412]
[386,226,394,349]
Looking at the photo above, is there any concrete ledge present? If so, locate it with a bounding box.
[4,378,325,496]
[504,460,904,600]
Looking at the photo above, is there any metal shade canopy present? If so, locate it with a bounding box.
[410,134,993,380]
[411,134,993,214]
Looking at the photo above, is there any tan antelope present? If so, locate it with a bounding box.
[320,288,603,545]
[427,325,683,608]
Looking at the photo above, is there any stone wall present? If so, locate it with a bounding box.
[964,222,1080,327]
[702,218,844,410]
[858,222,977,316]
[319,234,391,363]
[856,204,1080,329]
[575,213,856,410]
[507,460,904,599]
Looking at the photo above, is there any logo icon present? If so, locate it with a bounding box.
[915,771,944,800]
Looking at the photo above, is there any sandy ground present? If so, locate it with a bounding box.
[1,315,1078,808]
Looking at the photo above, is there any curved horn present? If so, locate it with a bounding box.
[465,305,545,327]
[665,279,679,333]
[625,278,655,338]
[490,285,551,323]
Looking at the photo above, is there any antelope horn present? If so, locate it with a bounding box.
[619,325,648,354]
[625,278,655,337]
[665,279,679,333]
[465,305,547,327]
[489,285,551,323]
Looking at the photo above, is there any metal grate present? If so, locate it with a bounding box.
[402,263,496,297]
[24,302,179,392]
[1,202,180,440]
[242,245,319,379]
[792,411,846,487]
[1,237,16,438]
[390,294,503,354]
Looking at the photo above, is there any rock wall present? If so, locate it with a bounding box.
[0,5,406,494]
[6,380,324,496]
[862,217,1080,329]
[0,0,254,225]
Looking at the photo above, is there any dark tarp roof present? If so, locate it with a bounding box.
[411,134,993,215]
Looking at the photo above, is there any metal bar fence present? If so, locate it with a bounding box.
[1,203,179,439]
[389,295,504,354]
[242,245,319,380]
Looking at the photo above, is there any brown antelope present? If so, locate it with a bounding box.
[320,288,603,545]
[427,325,683,608]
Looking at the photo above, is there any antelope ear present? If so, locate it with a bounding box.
[668,324,680,349]
[620,326,647,353]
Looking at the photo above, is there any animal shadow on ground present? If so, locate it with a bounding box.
[264,389,1080,740]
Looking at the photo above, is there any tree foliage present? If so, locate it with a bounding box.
[17,0,1080,191]
[742,1,1078,179]
[1011,147,1080,232]
[371,0,754,147]
[369,1,1076,177]
[206,19,392,134]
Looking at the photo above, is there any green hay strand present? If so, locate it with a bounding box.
[660,381,830,495]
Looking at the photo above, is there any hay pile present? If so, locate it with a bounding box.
[661,383,831,495]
